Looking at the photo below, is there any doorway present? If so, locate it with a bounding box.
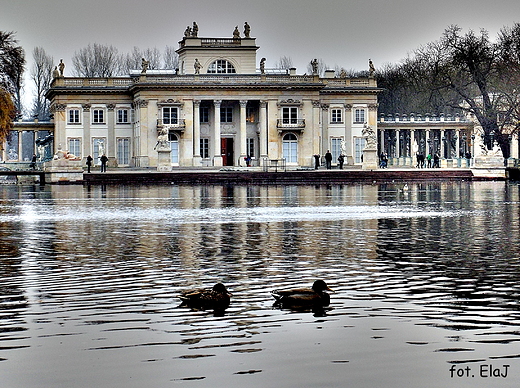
[221,138,234,166]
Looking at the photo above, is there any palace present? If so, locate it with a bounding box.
[39,23,380,169]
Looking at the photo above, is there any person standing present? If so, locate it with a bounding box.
[337,154,345,169]
[29,154,37,170]
[86,155,93,173]
[325,150,332,169]
[100,154,108,172]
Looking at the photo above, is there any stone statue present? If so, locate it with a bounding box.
[194,59,201,74]
[192,22,198,37]
[244,22,251,38]
[59,59,65,76]
[260,58,266,74]
[362,123,377,149]
[52,66,60,79]
[369,59,375,76]
[155,127,169,150]
[141,58,149,74]
[311,59,318,75]
[233,26,240,39]
[339,69,347,78]
[184,26,192,37]
[340,140,346,155]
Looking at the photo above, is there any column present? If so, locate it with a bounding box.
[259,100,267,159]
[321,103,329,156]
[395,129,400,159]
[440,129,445,159]
[455,129,460,159]
[379,128,385,156]
[107,104,115,166]
[193,100,201,166]
[82,104,91,158]
[239,100,247,163]
[213,100,223,167]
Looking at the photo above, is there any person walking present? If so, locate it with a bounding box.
[100,154,108,172]
[325,150,332,169]
[86,155,93,173]
[426,153,432,168]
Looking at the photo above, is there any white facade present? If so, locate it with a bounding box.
[46,27,380,169]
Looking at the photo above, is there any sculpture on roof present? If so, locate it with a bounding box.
[260,58,266,74]
[194,59,201,74]
[192,22,198,37]
[59,59,65,76]
[233,26,240,39]
[184,26,192,37]
[244,22,251,38]
[141,58,149,74]
[52,66,60,79]
[369,59,375,76]
[311,59,318,75]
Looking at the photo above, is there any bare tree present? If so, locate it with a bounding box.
[275,56,293,70]
[72,43,121,77]
[163,46,179,70]
[30,47,54,120]
[0,31,25,118]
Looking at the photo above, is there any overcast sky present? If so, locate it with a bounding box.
[2,0,520,90]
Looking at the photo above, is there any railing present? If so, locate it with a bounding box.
[262,158,286,172]
[277,119,305,130]
[157,119,186,130]
[57,78,133,87]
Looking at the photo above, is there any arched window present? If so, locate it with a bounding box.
[169,133,179,164]
[282,133,298,163]
[207,59,236,74]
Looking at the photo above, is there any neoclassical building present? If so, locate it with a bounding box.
[43,24,380,169]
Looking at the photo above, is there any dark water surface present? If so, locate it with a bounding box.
[1,181,519,388]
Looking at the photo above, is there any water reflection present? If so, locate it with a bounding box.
[0,181,519,387]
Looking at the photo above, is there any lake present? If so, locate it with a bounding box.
[1,181,519,388]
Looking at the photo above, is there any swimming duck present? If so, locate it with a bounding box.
[271,280,333,308]
[178,283,231,312]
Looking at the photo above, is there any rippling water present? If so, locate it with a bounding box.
[1,181,519,388]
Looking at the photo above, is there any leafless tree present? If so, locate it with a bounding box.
[72,43,121,77]
[30,47,54,120]
[163,46,179,70]
[275,56,293,71]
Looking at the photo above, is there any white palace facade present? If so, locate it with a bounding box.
[43,25,380,169]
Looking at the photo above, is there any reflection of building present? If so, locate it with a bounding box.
[44,25,380,169]
[378,113,475,167]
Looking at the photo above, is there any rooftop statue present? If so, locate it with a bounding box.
[244,22,251,38]
[233,26,240,39]
[141,58,149,74]
[260,57,266,74]
[52,66,60,79]
[59,59,65,76]
[184,26,192,37]
[311,59,318,75]
[192,22,198,37]
[194,59,201,74]
[369,59,375,76]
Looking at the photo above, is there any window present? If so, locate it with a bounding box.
[247,138,255,158]
[200,138,209,158]
[282,133,298,163]
[331,138,343,161]
[354,137,366,163]
[93,138,106,162]
[117,109,129,124]
[354,108,365,124]
[207,59,236,74]
[220,107,233,123]
[331,109,343,123]
[246,106,256,123]
[68,138,81,158]
[68,109,80,124]
[92,109,105,124]
[162,107,178,124]
[169,133,179,164]
[282,107,298,124]
[117,138,130,165]
[200,106,209,123]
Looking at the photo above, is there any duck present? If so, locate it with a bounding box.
[178,283,231,312]
[271,280,333,308]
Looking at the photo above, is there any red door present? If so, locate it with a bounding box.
[221,138,234,166]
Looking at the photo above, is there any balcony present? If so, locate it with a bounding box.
[157,118,186,132]
[277,119,305,132]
